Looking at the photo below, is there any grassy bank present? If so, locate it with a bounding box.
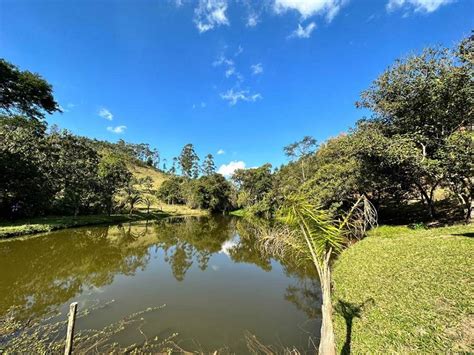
[332,224,474,353]
[0,205,208,239]
[0,212,169,239]
[0,202,210,239]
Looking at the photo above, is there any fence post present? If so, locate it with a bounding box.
[64,302,78,355]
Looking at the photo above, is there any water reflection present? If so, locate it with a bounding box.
[0,226,150,319]
[1,216,320,351]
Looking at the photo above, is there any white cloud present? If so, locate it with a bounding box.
[247,13,259,27]
[192,102,206,109]
[235,45,243,56]
[220,89,262,105]
[274,0,345,21]
[213,54,243,81]
[194,0,229,33]
[289,22,317,38]
[387,0,453,12]
[251,63,263,75]
[98,108,113,120]
[217,149,225,155]
[107,125,127,134]
[225,66,236,78]
[217,160,246,177]
[59,103,75,113]
[213,55,234,67]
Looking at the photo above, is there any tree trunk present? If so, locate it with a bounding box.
[417,185,435,219]
[301,160,306,182]
[319,264,336,355]
[459,194,473,223]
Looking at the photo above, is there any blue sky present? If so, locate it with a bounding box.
[1,0,472,175]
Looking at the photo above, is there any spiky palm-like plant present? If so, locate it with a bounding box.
[260,194,376,354]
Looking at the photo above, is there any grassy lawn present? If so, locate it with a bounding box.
[332,224,474,353]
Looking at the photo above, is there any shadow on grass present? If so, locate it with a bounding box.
[452,232,474,238]
[335,298,375,355]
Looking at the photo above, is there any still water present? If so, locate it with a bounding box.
[0,216,321,352]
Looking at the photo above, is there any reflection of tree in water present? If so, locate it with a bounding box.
[234,218,322,320]
[285,279,321,318]
[280,245,322,319]
[230,219,273,271]
[154,217,279,279]
[1,216,322,326]
[154,216,234,280]
[0,224,151,320]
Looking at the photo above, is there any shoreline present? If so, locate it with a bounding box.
[0,209,208,240]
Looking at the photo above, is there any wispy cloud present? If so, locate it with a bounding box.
[217,149,225,155]
[107,125,127,134]
[213,54,234,67]
[387,0,453,13]
[251,63,263,75]
[234,45,244,56]
[98,107,113,120]
[194,0,229,33]
[220,89,262,105]
[213,54,243,81]
[289,22,317,38]
[193,102,207,109]
[217,160,245,177]
[59,103,76,113]
[274,0,346,22]
[225,66,236,78]
[246,13,259,27]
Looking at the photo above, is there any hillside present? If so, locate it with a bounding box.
[129,163,207,217]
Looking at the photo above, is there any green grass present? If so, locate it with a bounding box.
[332,224,474,353]
[0,211,170,239]
[229,209,246,217]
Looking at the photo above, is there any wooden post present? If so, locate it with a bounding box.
[64,302,78,355]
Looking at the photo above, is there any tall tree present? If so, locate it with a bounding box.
[202,154,216,176]
[284,136,317,181]
[0,116,53,217]
[97,152,131,215]
[355,40,473,219]
[49,131,101,216]
[178,144,200,178]
[169,157,178,175]
[232,164,275,217]
[0,59,60,120]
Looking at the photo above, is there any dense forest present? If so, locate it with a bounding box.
[1,35,472,224]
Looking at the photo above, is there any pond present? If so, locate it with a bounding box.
[0,216,321,353]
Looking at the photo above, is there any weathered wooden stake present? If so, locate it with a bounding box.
[64,302,78,355]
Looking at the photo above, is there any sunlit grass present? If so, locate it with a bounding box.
[332,224,474,353]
